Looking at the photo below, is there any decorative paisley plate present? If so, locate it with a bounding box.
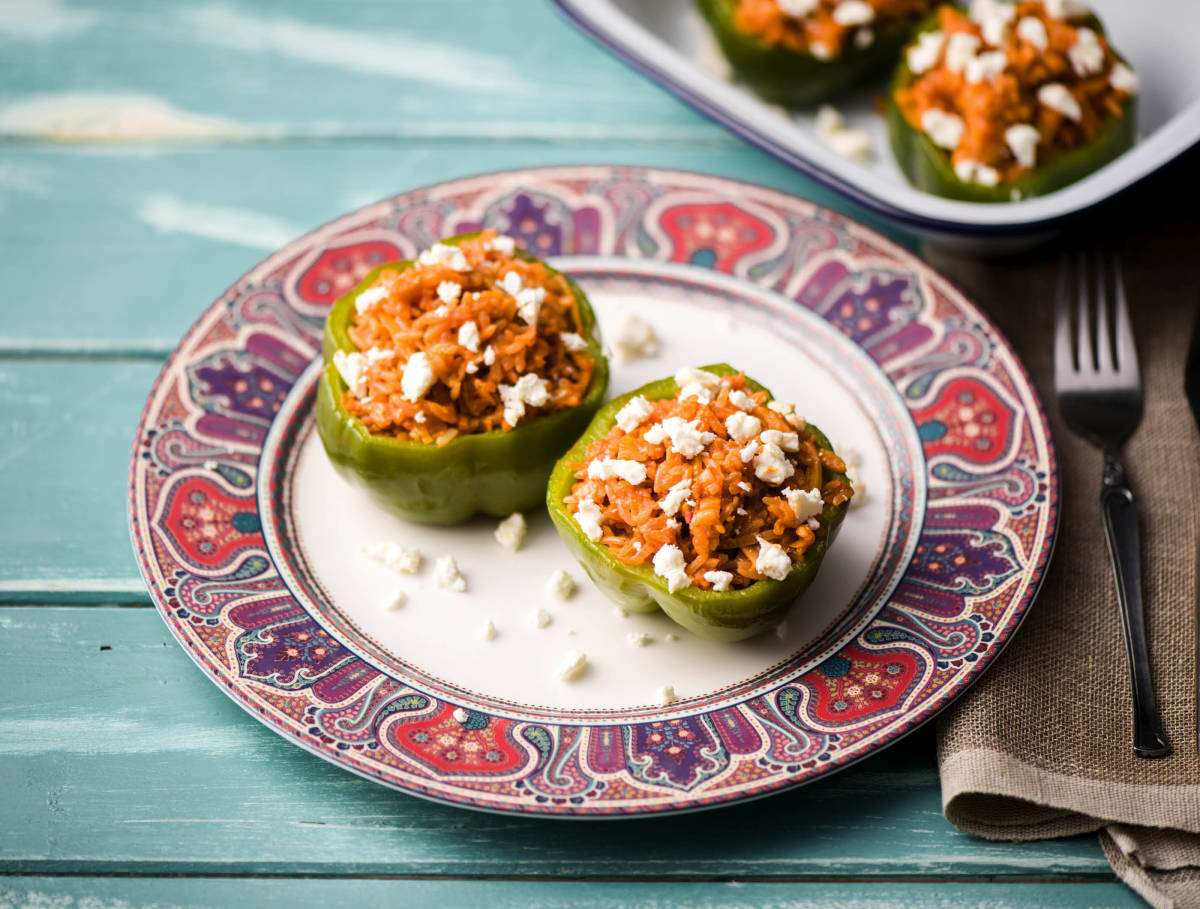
[128,165,1058,817]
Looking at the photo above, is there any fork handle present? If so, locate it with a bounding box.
[1101,452,1172,758]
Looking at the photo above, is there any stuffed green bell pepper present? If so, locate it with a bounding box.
[888,2,1138,202]
[547,364,854,642]
[696,0,937,106]
[316,230,609,525]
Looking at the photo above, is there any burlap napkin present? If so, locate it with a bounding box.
[925,231,1200,909]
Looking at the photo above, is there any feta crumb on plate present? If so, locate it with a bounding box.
[627,631,652,647]
[494,512,527,552]
[532,606,552,629]
[557,650,588,682]
[612,314,659,363]
[479,619,497,641]
[546,569,576,600]
[433,555,466,592]
[656,685,677,706]
[453,707,469,724]
[363,541,422,575]
[384,591,407,611]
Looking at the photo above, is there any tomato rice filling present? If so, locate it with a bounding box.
[566,369,854,592]
[734,0,934,60]
[335,230,595,445]
[895,1,1137,187]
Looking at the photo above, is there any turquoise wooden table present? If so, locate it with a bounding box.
[0,1,1147,906]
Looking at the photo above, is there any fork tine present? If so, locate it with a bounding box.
[1095,252,1113,373]
[1054,254,1076,380]
[1074,252,1092,372]
[1112,256,1140,382]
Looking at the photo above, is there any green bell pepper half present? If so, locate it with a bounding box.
[696,0,929,106]
[546,364,851,642]
[315,233,610,525]
[887,11,1136,202]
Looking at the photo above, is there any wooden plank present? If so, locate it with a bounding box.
[0,144,911,350]
[0,0,717,140]
[0,361,156,600]
[0,607,1110,878]
[0,878,1145,909]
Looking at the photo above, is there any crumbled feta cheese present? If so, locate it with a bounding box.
[658,479,692,517]
[921,108,965,150]
[777,0,818,15]
[499,270,523,296]
[385,591,407,611]
[515,286,545,325]
[807,518,820,531]
[755,536,793,581]
[970,0,1015,46]
[1015,16,1047,50]
[1044,0,1089,19]
[401,351,436,401]
[365,346,393,364]
[944,32,981,73]
[760,429,800,452]
[783,487,824,522]
[644,417,716,458]
[456,320,481,353]
[491,234,516,255]
[965,50,1007,84]
[656,685,677,706]
[768,402,804,430]
[678,382,713,404]
[814,104,872,161]
[587,458,648,485]
[754,442,795,485]
[1109,62,1139,95]
[499,373,550,426]
[368,541,421,574]
[832,0,873,25]
[704,570,733,592]
[953,158,1002,187]
[739,440,760,464]
[815,104,843,136]
[854,28,874,48]
[652,544,691,593]
[483,346,496,366]
[414,411,427,424]
[1068,27,1104,77]
[333,350,368,397]
[627,631,652,647]
[575,500,604,541]
[725,411,762,443]
[465,361,478,375]
[480,619,497,641]
[532,606,552,629]
[434,555,466,592]
[557,650,588,681]
[727,389,757,411]
[547,569,576,600]
[494,512,527,552]
[418,242,468,271]
[1005,123,1040,169]
[560,332,587,352]
[616,395,655,433]
[737,481,751,492]
[674,367,722,390]
[613,605,629,619]
[355,285,388,314]
[613,314,659,363]
[430,304,451,320]
[453,707,469,724]
[826,128,873,161]
[810,41,833,60]
[736,506,748,516]
[437,281,462,304]
[1038,83,1083,121]
[907,29,945,74]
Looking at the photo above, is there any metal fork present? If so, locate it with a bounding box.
[1055,252,1171,758]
